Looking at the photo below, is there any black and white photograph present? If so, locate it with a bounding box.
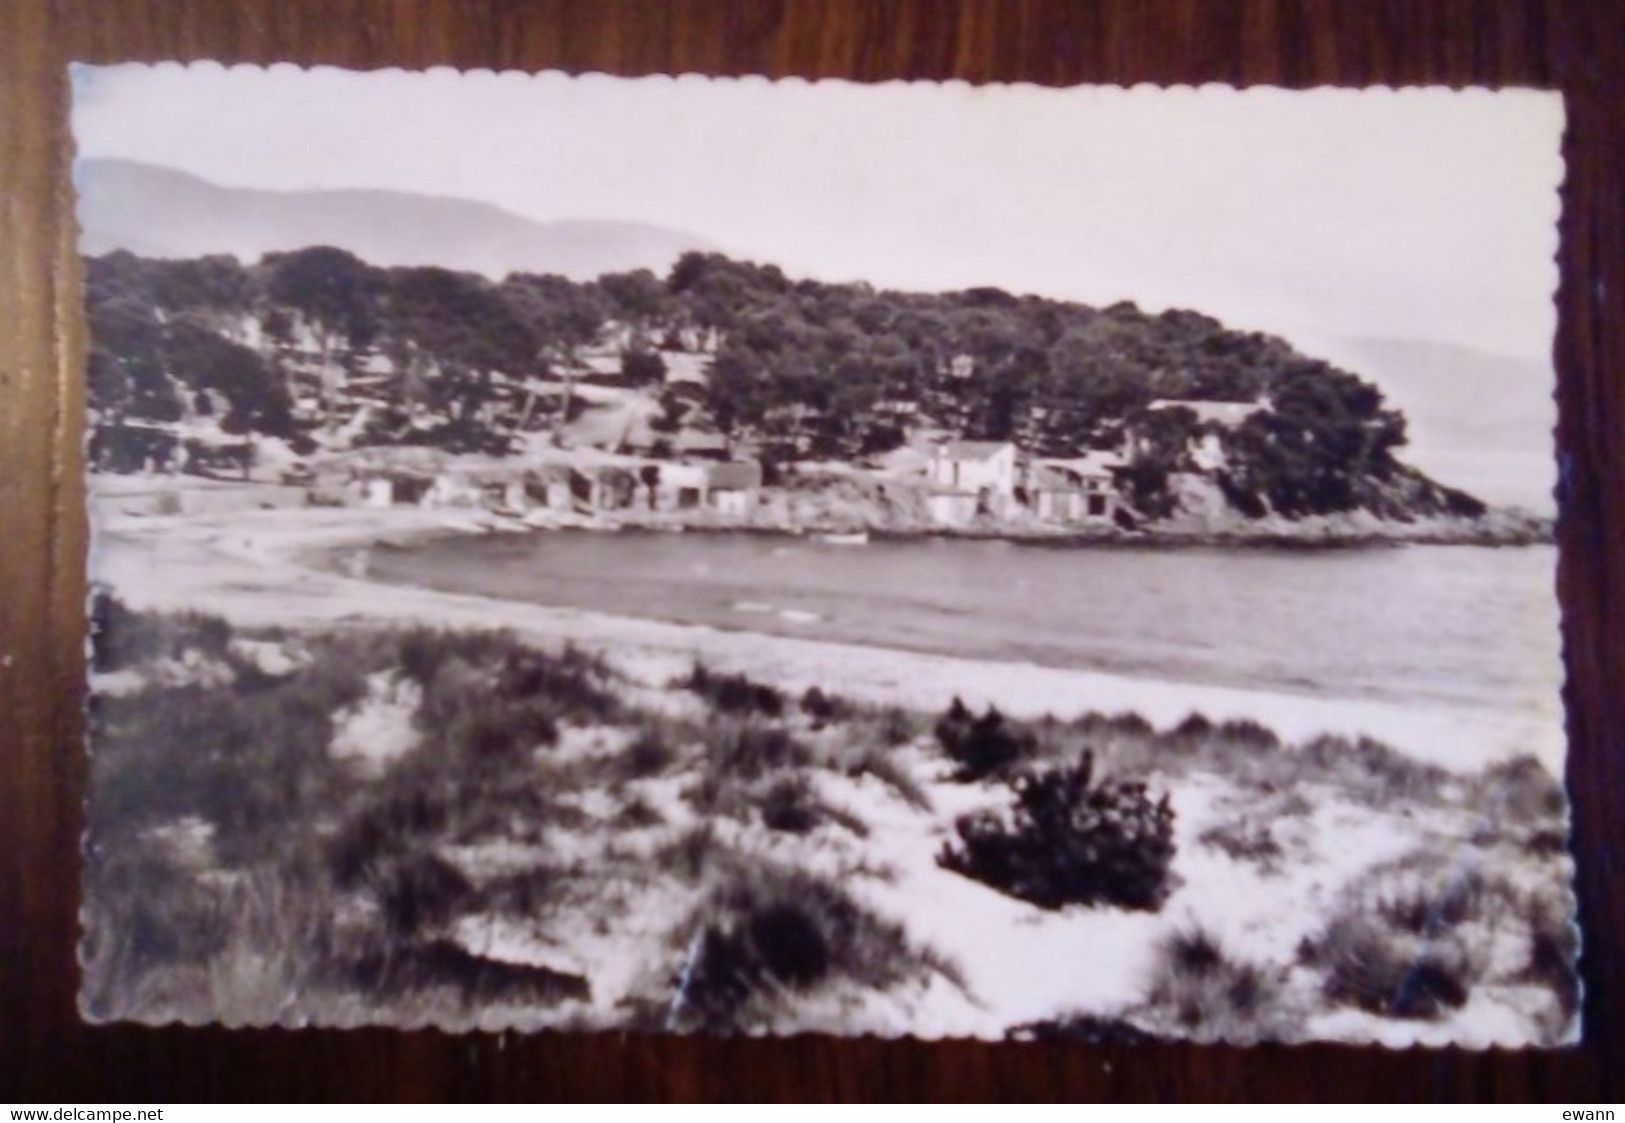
[72,66,1575,1045]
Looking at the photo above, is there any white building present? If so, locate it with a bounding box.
[1029,452,1123,522]
[929,440,1018,498]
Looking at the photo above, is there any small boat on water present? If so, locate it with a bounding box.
[817,530,870,546]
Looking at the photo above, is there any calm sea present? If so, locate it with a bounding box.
[363,533,1561,717]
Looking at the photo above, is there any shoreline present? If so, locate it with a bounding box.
[89,498,1565,774]
[89,470,1555,549]
[541,504,1555,550]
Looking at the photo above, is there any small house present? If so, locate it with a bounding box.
[490,478,529,515]
[448,465,530,514]
[350,464,435,507]
[930,440,1018,498]
[655,462,710,511]
[926,489,980,527]
[426,472,475,508]
[525,463,576,512]
[926,440,1019,523]
[1028,452,1122,522]
[707,460,764,517]
[570,464,638,511]
[661,351,711,385]
[426,467,515,510]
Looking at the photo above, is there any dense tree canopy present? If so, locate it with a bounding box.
[82,247,1426,518]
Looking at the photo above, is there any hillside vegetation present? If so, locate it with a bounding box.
[86,247,1490,523]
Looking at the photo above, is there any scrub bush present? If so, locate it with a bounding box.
[684,663,784,718]
[1135,926,1293,1042]
[939,750,1175,910]
[935,697,1035,781]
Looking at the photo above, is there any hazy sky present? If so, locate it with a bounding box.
[72,64,1564,361]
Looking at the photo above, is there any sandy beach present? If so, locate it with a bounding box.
[90,492,1563,776]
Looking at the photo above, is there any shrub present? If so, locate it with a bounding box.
[1299,733,1447,805]
[619,729,678,779]
[939,750,1176,911]
[81,851,351,1024]
[91,665,355,864]
[1199,819,1283,872]
[90,592,235,673]
[1174,712,1213,739]
[495,644,620,722]
[684,663,784,718]
[682,722,813,822]
[374,851,474,938]
[1303,920,1469,1020]
[427,703,557,769]
[396,626,523,688]
[659,824,718,883]
[849,747,932,812]
[81,848,232,986]
[1106,711,1154,737]
[411,638,619,749]
[1474,754,1569,826]
[935,697,1036,781]
[1522,896,1582,1027]
[662,860,952,1033]
[1300,851,1577,1030]
[711,720,811,779]
[329,787,453,886]
[1216,718,1281,751]
[875,705,916,748]
[615,797,666,830]
[760,775,822,834]
[1134,927,1292,1042]
[1439,485,1487,519]
[799,685,848,727]
[472,865,561,919]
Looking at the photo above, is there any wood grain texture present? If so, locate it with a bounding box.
[2,0,1621,1102]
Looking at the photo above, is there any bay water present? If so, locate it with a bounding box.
[363,532,1561,721]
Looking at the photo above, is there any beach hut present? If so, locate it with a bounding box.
[1029,453,1123,522]
[569,464,638,511]
[656,462,710,510]
[925,440,1019,523]
[930,440,1017,498]
[450,465,529,514]
[526,463,576,512]
[926,488,980,527]
[426,468,487,508]
[707,460,763,517]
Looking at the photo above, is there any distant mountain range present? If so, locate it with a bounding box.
[75,158,719,280]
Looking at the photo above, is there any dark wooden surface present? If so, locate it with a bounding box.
[3,0,1622,1102]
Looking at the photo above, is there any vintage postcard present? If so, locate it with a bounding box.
[72,66,1574,1044]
